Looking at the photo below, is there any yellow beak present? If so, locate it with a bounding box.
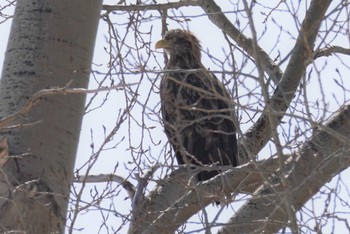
[155,39,170,49]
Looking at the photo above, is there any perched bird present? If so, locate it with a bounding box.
[155,29,238,182]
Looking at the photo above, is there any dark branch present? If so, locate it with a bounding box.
[199,0,283,85]
[239,0,332,162]
[74,174,136,199]
[219,101,350,233]
[307,45,350,64]
[128,157,280,233]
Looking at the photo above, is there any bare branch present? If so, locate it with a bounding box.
[128,158,280,233]
[240,0,332,162]
[218,102,350,233]
[198,0,331,164]
[132,164,160,210]
[74,174,136,200]
[242,0,299,232]
[129,164,160,234]
[199,0,283,85]
[129,101,350,233]
[307,45,350,64]
[0,82,137,129]
[69,106,131,231]
[128,3,334,231]
[102,0,200,12]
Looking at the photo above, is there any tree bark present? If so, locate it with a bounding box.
[200,0,332,163]
[218,103,350,233]
[0,0,102,233]
[128,101,350,233]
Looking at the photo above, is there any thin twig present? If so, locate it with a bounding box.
[102,0,200,12]
[307,45,350,64]
[199,0,283,84]
[0,82,137,129]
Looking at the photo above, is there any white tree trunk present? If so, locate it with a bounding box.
[0,0,102,232]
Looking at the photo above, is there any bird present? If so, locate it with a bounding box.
[155,29,238,182]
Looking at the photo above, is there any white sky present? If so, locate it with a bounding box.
[0,1,350,233]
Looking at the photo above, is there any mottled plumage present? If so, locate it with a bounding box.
[156,29,238,181]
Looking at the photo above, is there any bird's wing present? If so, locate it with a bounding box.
[160,69,238,168]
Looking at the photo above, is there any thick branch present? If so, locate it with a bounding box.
[199,0,331,164]
[218,102,350,233]
[239,0,332,162]
[130,0,333,233]
[129,101,350,233]
[128,158,280,233]
[199,0,283,85]
[74,174,136,199]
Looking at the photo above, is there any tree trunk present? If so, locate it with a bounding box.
[0,0,102,233]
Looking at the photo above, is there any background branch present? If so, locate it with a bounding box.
[74,173,136,199]
[0,83,136,129]
[238,0,332,162]
[102,0,200,12]
[128,0,334,232]
[199,0,283,85]
[308,45,350,64]
[128,157,280,233]
[219,102,350,233]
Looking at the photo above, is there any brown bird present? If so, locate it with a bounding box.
[155,29,238,182]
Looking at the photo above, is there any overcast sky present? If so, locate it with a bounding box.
[1,1,350,233]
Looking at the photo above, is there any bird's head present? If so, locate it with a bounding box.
[155,29,202,68]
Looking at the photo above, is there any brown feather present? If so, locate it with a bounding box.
[158,29,238,181]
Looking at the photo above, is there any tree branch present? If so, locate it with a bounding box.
[307,45,350,64]
[238,0,332,162]
[129,164,160,233]
[0,82,137,129]
[215,0,333,232]
[102,0,200,12]
[129,101,350,233]
[218,102,350,233]
[128,157,280,233]
[74,173,136,199]
[199,0,283,85]
[128,1,333,232]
